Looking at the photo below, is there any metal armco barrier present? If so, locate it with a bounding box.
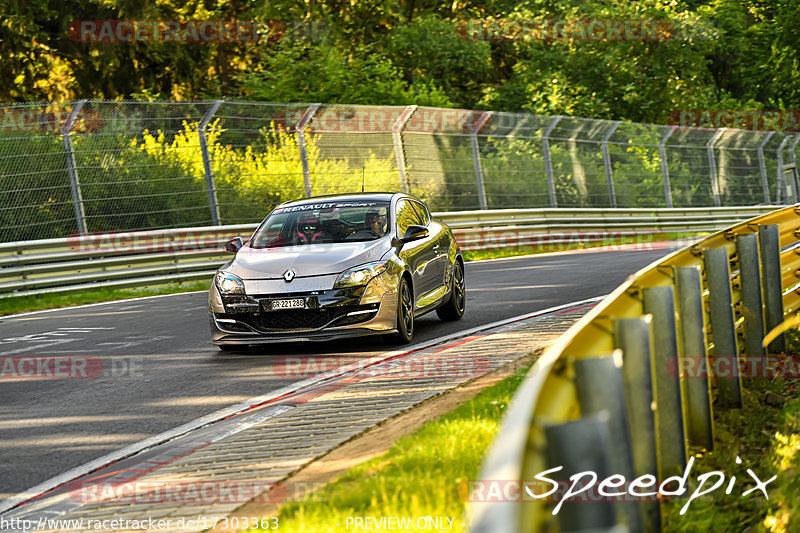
[472,205,800,532]
[0,207,778,300]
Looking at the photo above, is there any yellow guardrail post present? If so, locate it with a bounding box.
[543,414,619,531]
[614,316,660,532]
[703,247,743,407]
[643,286,688,478]
[574,354,641,531]
[736,233,766,357]
[759,225,786,353]
[674,266,715,450]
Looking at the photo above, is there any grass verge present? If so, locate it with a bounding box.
[1,232,706,317]
[249,361,534,533]
[0,280,210,316]
[460,231,705,262]
[662,332,800,531]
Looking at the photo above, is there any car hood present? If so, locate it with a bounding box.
[227,238,391,279]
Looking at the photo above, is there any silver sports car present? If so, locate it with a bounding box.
[208,192,465,349]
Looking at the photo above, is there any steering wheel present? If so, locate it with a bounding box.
[346,229,380,240]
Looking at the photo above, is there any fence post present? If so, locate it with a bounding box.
[392,105,417,194]
[471,112,491,210]
[199,100,223,225]
[659,126,676,208]
[759,225,786,353]
[542,116,562,208]
[785,163,800,204]
[787,134,800,203]
[704,247,743,407]
[707,129,725,207]
[675,266,714,449]
[790,134,800,169]
[62,99,88,235]
[602,121,621,207]
[758,131,776,204]
[776,136,791,204]
[296,103,321,198]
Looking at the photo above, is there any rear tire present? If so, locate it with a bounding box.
[391,277,414,344]
[436,260,465,321]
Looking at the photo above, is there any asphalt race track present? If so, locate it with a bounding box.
[0,248,673,501]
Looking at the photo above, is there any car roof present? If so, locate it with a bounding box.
[277,192,410,208]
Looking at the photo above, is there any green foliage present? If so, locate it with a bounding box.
[3,0,800,127]
[240,43,453,107]
[385,17,492,108]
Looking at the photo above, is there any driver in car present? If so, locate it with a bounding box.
[347,208,387,240]
[296,212,325,244]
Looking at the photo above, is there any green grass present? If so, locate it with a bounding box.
[250,362,534,533]
[0,280,211,316]
[662,331,800,532]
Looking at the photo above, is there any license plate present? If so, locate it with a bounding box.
[269,298,305,310]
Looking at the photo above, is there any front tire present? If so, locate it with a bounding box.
[437,260,465,321]
[392,277,414,344]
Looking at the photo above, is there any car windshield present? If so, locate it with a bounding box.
[249,201,391,249]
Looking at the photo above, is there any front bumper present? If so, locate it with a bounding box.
[209,284,399,345]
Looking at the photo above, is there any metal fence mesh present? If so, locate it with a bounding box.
[1,100,799,243]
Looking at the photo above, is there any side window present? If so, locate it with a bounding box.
[395,199,424,237]
[410,201,429,225]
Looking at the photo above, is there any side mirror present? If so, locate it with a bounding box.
[225,237,244,253]
[402,225,429,243]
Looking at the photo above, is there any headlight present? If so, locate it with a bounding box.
[334,261,389,288]
[215,271,245,294]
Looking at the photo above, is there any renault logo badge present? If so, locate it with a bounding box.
[283,269,296,282]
